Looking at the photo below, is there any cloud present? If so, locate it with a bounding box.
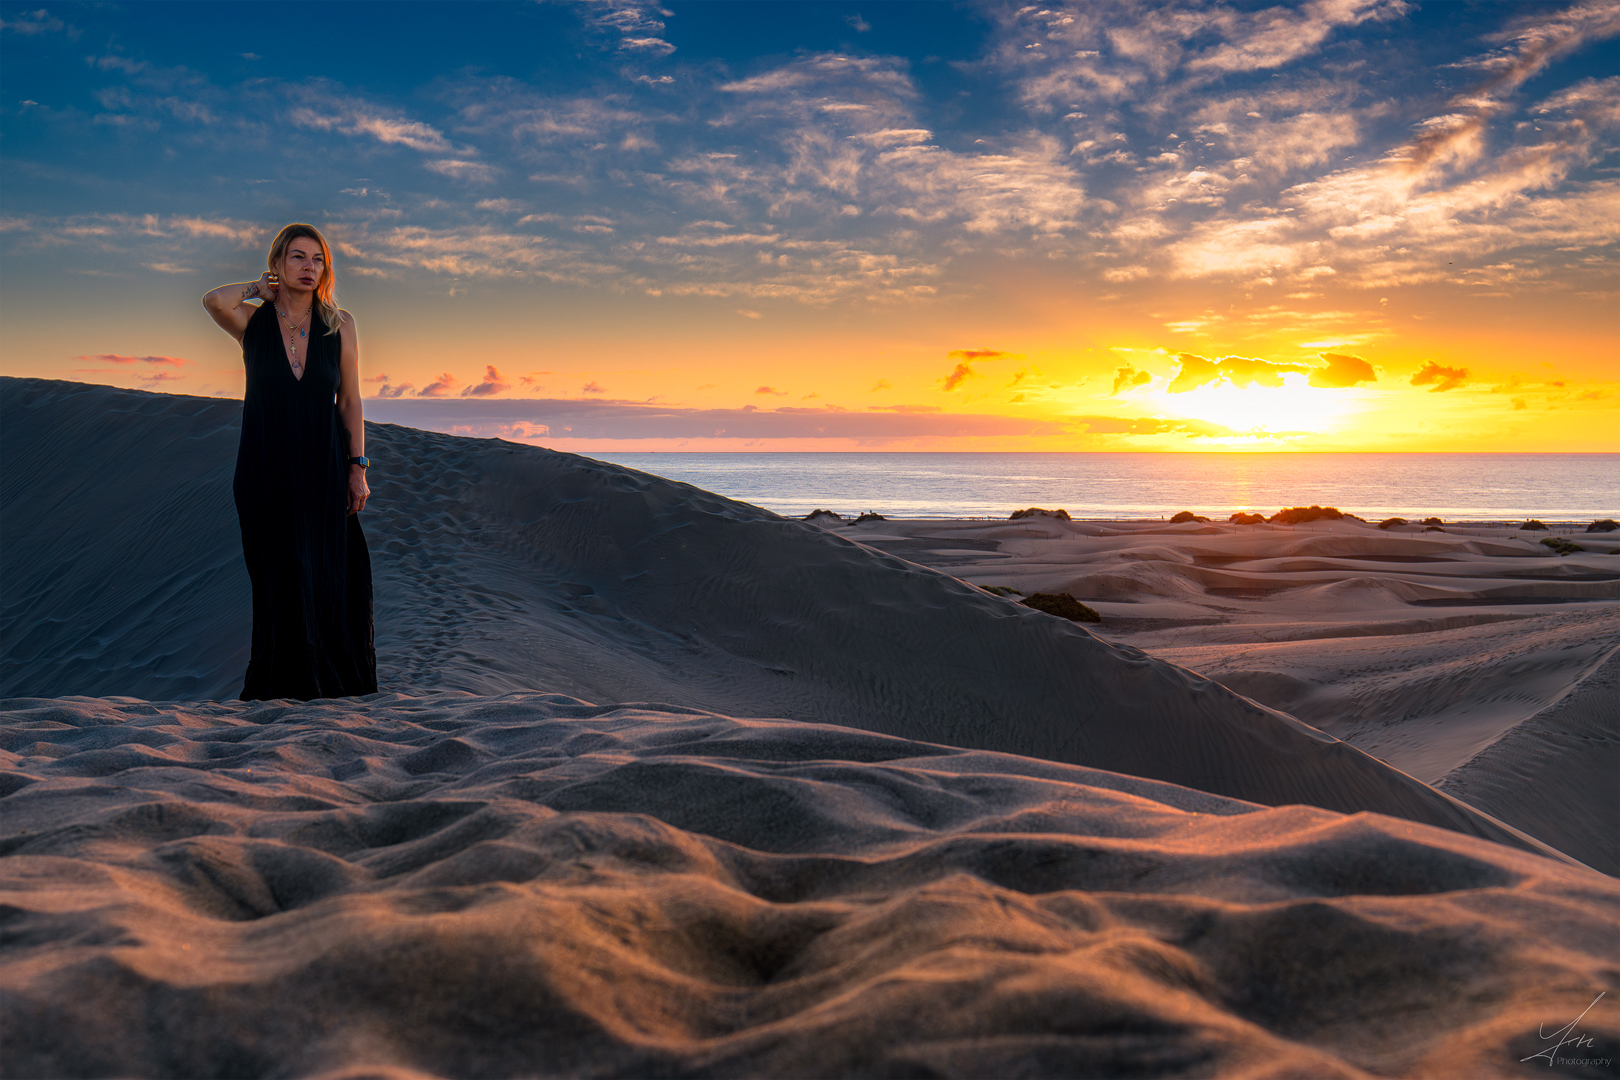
[1309,352,1377,388]
[365,397,1073,441]
[1410,361,1469,392]
[1167,353,1221,393]
[461,365,510,397]
[940,364,977,391]
[755,385,788,396]
[375,382,413,399]
[582,381,606,394]
[586,1,675,56]
[870,379,891,391]
[418,372,460,397]
[1112,365,1152,394]
[1166,350,1379,393]
[426,159,499,183]
[72,353,188,367]
[1189,0,1410,74]
[288,96,455,153]
[2,9,65,34]
[949,348,1009,361]
[846,15,871,33]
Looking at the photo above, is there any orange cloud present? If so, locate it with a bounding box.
[1411,361,1469,392]
[1308,352,1378,388]
[1168,353,1221,392]
[419,372,460,397]
[461,365,510,397]
[1112,365,1152,394]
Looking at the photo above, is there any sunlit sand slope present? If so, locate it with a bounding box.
[0,379,1558,857]
[3,693,1615,1080]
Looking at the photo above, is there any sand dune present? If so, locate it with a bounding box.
[0,378,1561,859]
[4,693,1616,1079]
[4,378,1618,1077]
[849,515,1620,873]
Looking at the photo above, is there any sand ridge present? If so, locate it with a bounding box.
[4,692,1616,1079]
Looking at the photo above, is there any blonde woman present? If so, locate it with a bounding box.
[203,223,376,700]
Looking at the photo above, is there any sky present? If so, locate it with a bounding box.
[2,0,1617,452]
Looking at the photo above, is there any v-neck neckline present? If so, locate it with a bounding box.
[275,302,311,382]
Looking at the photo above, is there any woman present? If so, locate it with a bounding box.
[203,223,377,700]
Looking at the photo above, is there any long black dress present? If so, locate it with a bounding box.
[234,301,376,700]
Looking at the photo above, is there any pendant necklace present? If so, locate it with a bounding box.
[277,302,311,375]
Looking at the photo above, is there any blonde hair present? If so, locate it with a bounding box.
[267,223,342,335]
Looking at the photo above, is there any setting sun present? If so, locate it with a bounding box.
[1149,375,1365,437]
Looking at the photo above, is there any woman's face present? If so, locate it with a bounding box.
[275,236,325,294]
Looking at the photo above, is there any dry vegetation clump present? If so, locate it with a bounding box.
[977,585,1022,597]
[1423,517,1444,526]
[1009,508,1071,520]
[1229,512,1266,525]
[1378,517,1408,530]
[804,509,843,522]
[1541,537,1585,556]
[850,511,887,524]
[1022,592,1102,623]
[1269,505,1363,525]
[1587,519,1619,533]
[1520,520,1549,532]
[1169,510,1210,524]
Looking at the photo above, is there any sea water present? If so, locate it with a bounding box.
[585,452,1619,522]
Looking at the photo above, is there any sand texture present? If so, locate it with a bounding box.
[3,377,1618,1078]
[0,379,1560,858]
[5,692,1618,1079]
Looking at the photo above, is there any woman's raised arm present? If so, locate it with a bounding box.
[202,271,279,343]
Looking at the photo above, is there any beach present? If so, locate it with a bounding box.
[3,378,1617,1078]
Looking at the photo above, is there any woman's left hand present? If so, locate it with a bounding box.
[348,466,370,514]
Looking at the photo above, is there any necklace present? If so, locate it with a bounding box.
[276,302,311,374]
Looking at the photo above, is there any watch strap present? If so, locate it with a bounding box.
[348,456,371,468]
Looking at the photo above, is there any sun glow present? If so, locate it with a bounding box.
[1152,374,1362,435]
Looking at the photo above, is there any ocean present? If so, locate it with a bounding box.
[584,452,1619,522]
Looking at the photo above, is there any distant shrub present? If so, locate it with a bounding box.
[1541,536,1584,556]
[1378,517,1407,530]
[1519,520,1549,531]
[1022,592,1102,623]
[1269,505,1357,525]
[1010,507,1071,520]
[1229,512,1266,525]
[1587,519,1619,533]
[1423,517,1444,526]
[851,511,887,524]
[1169,510,1209,524]
[804,509,843,522]
[1423,526,1446,532]
[977,585,1022,597]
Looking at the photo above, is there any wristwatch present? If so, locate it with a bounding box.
[348,456,371,468]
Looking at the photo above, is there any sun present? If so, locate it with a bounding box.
[1150,374,1362,435]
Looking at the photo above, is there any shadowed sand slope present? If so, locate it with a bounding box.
[3,693,1616,1080]
[1437,645,1620,875]
[0,379,1562,860]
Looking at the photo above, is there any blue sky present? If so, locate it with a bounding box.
[2,1,1616,450]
